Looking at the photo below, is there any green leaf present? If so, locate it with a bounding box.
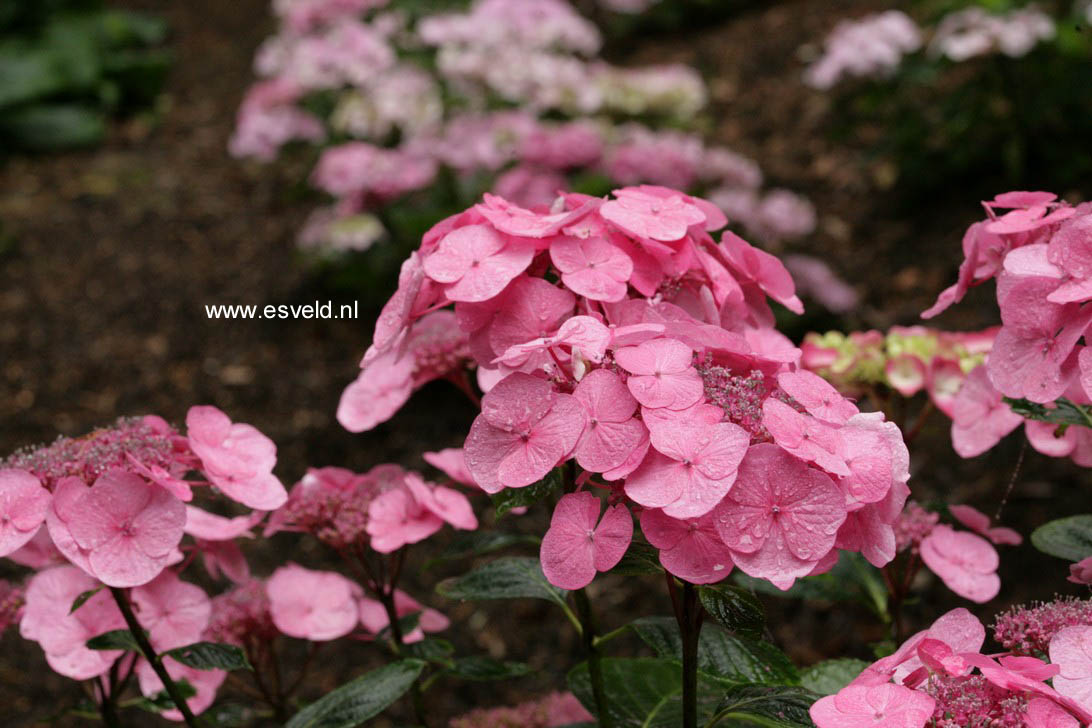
[699,584,765,639]
[403,638,455,666]
[446,656,532,681]
[1005,397,1092,429]
[490,468,562,519]
[70,586,102,614]
[436,556,569,610]
[285,659,426,728]
[630,617,798,686]
[0,104,105,150]
[610,540,664,576]
[423,531,539,568]
[126,679,197,713]
[709,685,817,727]
[1031,515,1092,561]
[733,552,888,621]
[800,658,870,696]
[161,642,252,672]
[86,629,139,652]
[376,612,420,643]
[568,657,724,727]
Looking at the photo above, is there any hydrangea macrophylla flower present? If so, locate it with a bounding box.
[1027,697,1082,728]
[131,570,211,651]
[624,418,749,518]
[7,525,65,569]
[713,444,847,589]
[359,589,450,643]
[949,365,1024,458]
[640,508,733,584]
[1069,557,1092,585]
[464,373,586,492]
[809,683,935,728]
[366,473,477,553]
[548,235,633,302]
[0,469,51,557]
[762,399,850,477]
[614,338,703,410]
[856,607,986,686]
[600,187,706,242]
[422,224,535,302]
[20,566,126,680]
[570,369,647,473]
[776,370,858,424]
[424,448,478,487]
[949,504,1021,546]
[1050,626,1092,711]
[64,470,186,588]
[185,406,287,510]
[720,232,804,314]
[267,564,359,641]
[540,492,632,589]
[919,524,1000,603]
[136,657,226,721]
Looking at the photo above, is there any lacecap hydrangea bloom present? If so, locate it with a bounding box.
[343,186,912,592]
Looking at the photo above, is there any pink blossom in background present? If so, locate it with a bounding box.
[186,406,287,510]
[783,255,859,313]
[949,365,1023,458]
[920,524,1000,603]
[136,656,227,721]
[948,504,1021,546]
[449,691,594,728]
[423,448,478,488]
[267,563,359,641]
[0,469,51,557]
[930,6,1055,61]
[366,472,476,553]
[130,570,211,651]
[804,10,922,90]
[359,589,449,643]
[540,492,632,589]
[1069,557,1092,585]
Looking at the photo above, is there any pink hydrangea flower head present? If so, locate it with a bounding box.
[359,589,449,643]
[423,448,478,487]
[994,597,1092,656]
[336,349,414,433]
[810,683,935,728]
[186,406,287,510]
[762,399,850,476]
[720,231,804,314]
[365,482,444,553]
[571,369,647,473]
[884,354,927,397]
[949,504,1021,546]
[205,578,277,647]
[1050,626,1092,711]
[0,468,51,557]
[920,524,1000,603]
[600,187,706,242]
[777,370,858,424]
[267,564,359,641]
[136,656,226,721]
[131,570,212,651]
[714,443,846,589]
[540,492,632,589]
[422,223,535,302]
[640,508,734,584]
[614,337,703,410]
[403,472,478,530]
[949,365,1024,458]
[183,506,261,542]
[65,469,186,587]
[625,417,749,518]
[464,373,586,492]
[549,235,633,302]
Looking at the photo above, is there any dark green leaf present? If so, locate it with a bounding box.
[70,586,102,614]
[610,540,664,576]
[800,658,870,696]
[446,656,532,681]
[631,617,797,686]
[1,104,105,150]
[709,685,817,727]
[1005,397,1092,429]
[285,659,425,728]
[376,612,420,643]
[423,531,539,568]
[733,552,888,621]
[403,638,455,665]
[162,642,252,671]
[1031,515,1092,561]
[436,556,568,610]
[86,629,139,652]
[699,584,765,638]
[568,657,724,727]
[127,679,197,713]
[490,468,562,519]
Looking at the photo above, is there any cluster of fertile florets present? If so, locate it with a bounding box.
[811,606,1092,728]
[340,186,912,592]
[993,596,1092,657]
[232,0,815,253]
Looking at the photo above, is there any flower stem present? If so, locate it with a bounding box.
[675,580,703,728]
[377,582,429,728]
[97,673,121,728]
[109,587,199,728]
[574,588,613,728]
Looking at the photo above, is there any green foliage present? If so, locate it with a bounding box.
[1031,514,1092,562]
[708,685,817,727]
[161,642,252,672]
[436,556,569,609]
[610,540,665,576]
[285,659,426,728]
[424,530,539,568]
[69,586,102,614]
[445,656,533,681]
[734,552,889,622]
[490,468,563,519]
[800,658,870,696]
[85,629,139,651]
[1006,397,1092,429]
[127,679,197,714]
[403,637,456,666]
[699,584,766,639]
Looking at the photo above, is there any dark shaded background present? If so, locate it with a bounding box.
[1,0,1089,725]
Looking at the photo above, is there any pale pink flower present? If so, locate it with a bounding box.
[186,406,287,510]
[136,657,226,721]
[714,443,846,590]
[859,607,985,686]
[920,524,1000,603]
[777,370,858,424]
[1027,697,1081,728]
[131,571,211,651]
[1069,557,1092,585]
[540,492,631,589]
[885,354,927,397]
[720,231,804,314]
[423,448,478,487]
[358,589,449,643]
[20,565,126,680]
[1050,626,1092,711]
[949,365,1024,458]
[364,480,441,553]
[624,417,749,518]
[267,564,359,641]
[549,235,633,302]
[600,187,706,242]
[422,223,535,302]
[475,193,590,238]
[464,373,586,492]
[404,473,478,530]
[65,470,186,588]
[762,399,850,476]
[640,508,734,584]
[614,338,703,410]
[948,504,1021,546]
[810,683,935,728]
[7,525,65,569]
[925,357,967,417]
[0,468,51,557]
[571,369,647,473]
